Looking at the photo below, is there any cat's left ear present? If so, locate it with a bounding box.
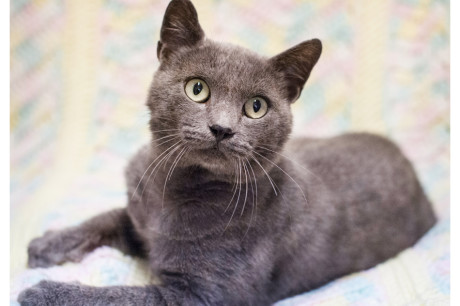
[157,0,205,61]
[270,39,322,103]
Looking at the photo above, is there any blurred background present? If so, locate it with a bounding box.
[11,0,449,304]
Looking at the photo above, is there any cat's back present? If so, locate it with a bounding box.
[284,132,432,216]
[286,132,402,162]
[285,132,417,191]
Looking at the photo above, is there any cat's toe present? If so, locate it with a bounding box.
[27,253,55,268]
[17,280,50,306]
[26,230,88,268]
[27,235,64,268]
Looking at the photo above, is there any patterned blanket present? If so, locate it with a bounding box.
[11,0,449,304]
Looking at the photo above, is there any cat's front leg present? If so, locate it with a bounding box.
[18,280,207,306]
[17,281,157,306]
[27,208,145,268]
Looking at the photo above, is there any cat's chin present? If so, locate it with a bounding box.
[186,147,240,175]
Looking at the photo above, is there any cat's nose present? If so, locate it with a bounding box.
[209,125,234,142]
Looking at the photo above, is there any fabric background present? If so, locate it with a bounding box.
[10,0,450,304]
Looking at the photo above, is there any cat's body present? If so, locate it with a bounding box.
[123,132,434,304]
[18,1,435,305]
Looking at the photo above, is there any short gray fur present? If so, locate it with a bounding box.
[18,0,436,305]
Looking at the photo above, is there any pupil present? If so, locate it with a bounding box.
[193,82,203,95]
[253,99,261,112]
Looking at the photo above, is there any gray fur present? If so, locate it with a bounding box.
[18,0,436,305]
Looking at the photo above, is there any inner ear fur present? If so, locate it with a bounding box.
[157,0,205,60]
[270,39,322,103]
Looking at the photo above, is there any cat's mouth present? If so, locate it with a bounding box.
[201,142,247,158]
[186,139,251,162]
[181,129,250,159]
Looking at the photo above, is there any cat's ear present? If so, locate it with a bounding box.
[157,0,205,61]
[270,39,322,103]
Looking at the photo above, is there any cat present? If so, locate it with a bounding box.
[18,0,436,305]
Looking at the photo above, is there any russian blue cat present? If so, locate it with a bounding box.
[18,0,436,305]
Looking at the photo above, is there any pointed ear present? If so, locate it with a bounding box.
[270,39,322,103]
[157,0,205,60]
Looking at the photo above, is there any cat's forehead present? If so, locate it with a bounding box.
[170,41,278,94]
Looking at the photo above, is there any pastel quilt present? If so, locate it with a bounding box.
[11,0,449,304]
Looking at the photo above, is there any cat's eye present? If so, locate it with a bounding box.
[185,78,210,103]
[244,97,268,119]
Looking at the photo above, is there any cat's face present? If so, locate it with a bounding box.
[147,0,321,177]
[148,41,293,174]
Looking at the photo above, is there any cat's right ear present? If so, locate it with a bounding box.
[157,0,205,61]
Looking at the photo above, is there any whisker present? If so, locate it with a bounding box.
[258,146,322,183]
[155,135,181,146]
[167,147,189,182]
[253,151,308,206]
[154,143,182,180]
[161,145,187,207]
[231,167,238,193]
[161,140,185,171]
[250,155,277,196]
[245,157,258,216]
[151,129,181,133]
[140,141,182,198]
[223,159,240,214]
[131,137,181,200]
[242,161,257,240]
[252,154,289,201]
[223,158,242,232]
[150,115,181,123]
[243,157,257,238]
[153,133,181,143]
[240,161,249,217]
[142,143,182,210]
[146,143,184,208]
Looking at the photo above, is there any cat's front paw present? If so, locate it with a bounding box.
[18,280,65,306]
[27,228,93,268]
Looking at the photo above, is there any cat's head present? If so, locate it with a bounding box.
[147,0,321,178]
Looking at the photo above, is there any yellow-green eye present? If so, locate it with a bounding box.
[244,97,268,119]
[185,78,210,103]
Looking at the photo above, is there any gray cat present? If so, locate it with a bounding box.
[18,0,436,305]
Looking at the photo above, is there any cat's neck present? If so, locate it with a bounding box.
[144,156,282,239]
